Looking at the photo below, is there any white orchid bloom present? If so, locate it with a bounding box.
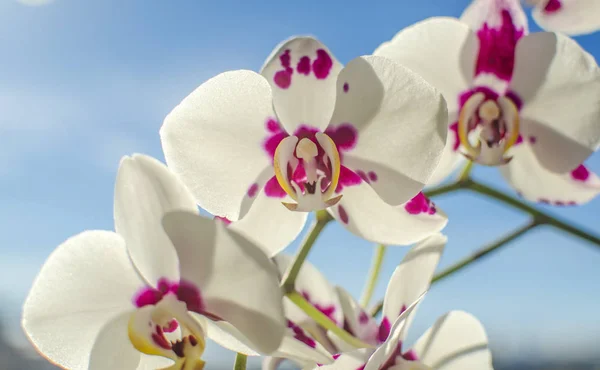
[160,36,449,254]
[375,0,600,206]
[526,0,600,36]
[22,154,286,370]
[317,234,492,370]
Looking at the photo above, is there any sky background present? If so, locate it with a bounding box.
[2,0,600,368]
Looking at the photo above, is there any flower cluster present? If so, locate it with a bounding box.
[21,0,600,369]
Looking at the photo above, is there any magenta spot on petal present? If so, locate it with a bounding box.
[176,279,205,313]
[356,366,365,370]
[399,304,407,316]
[544,0,562,12]
[312,49,333,79]
[333,354,341,360]
[325,123,358,151]
[568,201,577,206]
[336,166,363,193]
[266,118,281,133]
[280,49,291,69]
[368,171,378,182]
[134,287,163,308]
[297,56,311,75]
[357,170,369,183]
[539,198,550,204]
[514,135,524,146]
[359,311,369,324]
[475,9,525,80]
[264,176,287,198]
[214,216,232,225]
[449,121,460,151]
[405,192,437,215]
[529,136,537,144]
[247,183,259,198]
[288,320,316,348]
[338,204,349,224]
[343,82,349,93]
[402,349,419,361]
[555,201,565,206]
[571,165,590,182]
[302,291,338,324]
[274,70,292,89]
[163,319,179,333]
[505,90,523,110]
[378,317,391,343]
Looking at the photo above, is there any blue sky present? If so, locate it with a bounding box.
[2,0,600,367]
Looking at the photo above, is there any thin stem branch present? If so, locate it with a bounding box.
[423,181,465,198]
[287,290,373,349]
[359,244,387,308]
[281,210,333,294]
[465,180,600,248]
[233,353,247,370]
[458,160,474,181]
[432,221,538,283]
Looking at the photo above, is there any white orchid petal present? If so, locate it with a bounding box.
[328,183,448,246]
[510,32,600,173]
[427,118,466,186]
[329,55,448,206]
[363,296,424,370]
[202,318,260,356]
[334,286,379,348]
[136,355,175,370]
[114,154,197,285]
[382,234,446,342]
[501,142,600,205]
[160,70,275,220]
[532,0,600,35]
[260,36,343,133]
[162,211,286,354]
[274,255,343,326]
[22,231,141,370]
[413,311,492,370]
[89,312,140,370]
[318,351,369,370]
[271,333,334,367]
[374,17,476,113]
[229,192,308,257]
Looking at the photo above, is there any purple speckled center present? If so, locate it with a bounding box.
[262,119,363,198]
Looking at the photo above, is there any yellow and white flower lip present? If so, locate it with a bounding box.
[21,154,287,370]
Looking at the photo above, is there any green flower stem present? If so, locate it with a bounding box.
[281,210,333,294]
[432,220,538,283]
[464,179,600,247]
[287,290,374,349]
[369,176,600,317]
[233,353,247,370]
[359,244,387,308]
[458,160,474,181]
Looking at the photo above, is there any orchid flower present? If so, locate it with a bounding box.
[160,36,449,253]
[21,154,286,370]
[317,234,493,370]
[526,0,600,36]
[374,0,600,206]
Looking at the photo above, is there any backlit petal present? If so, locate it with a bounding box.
[161,70,275,220]
[162,211,286,354]
[22,231,141,370]
[532,0,600,36]
[412,311,492,370]
[89,312,140,370]
[501,142,600,205]
[382,234,446,341]
[374,17,476,113]
[328,183,448,246]
[114,154,197,285]
[260,36,343,133]
[510,32,600,173]
[329,56,448,205]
